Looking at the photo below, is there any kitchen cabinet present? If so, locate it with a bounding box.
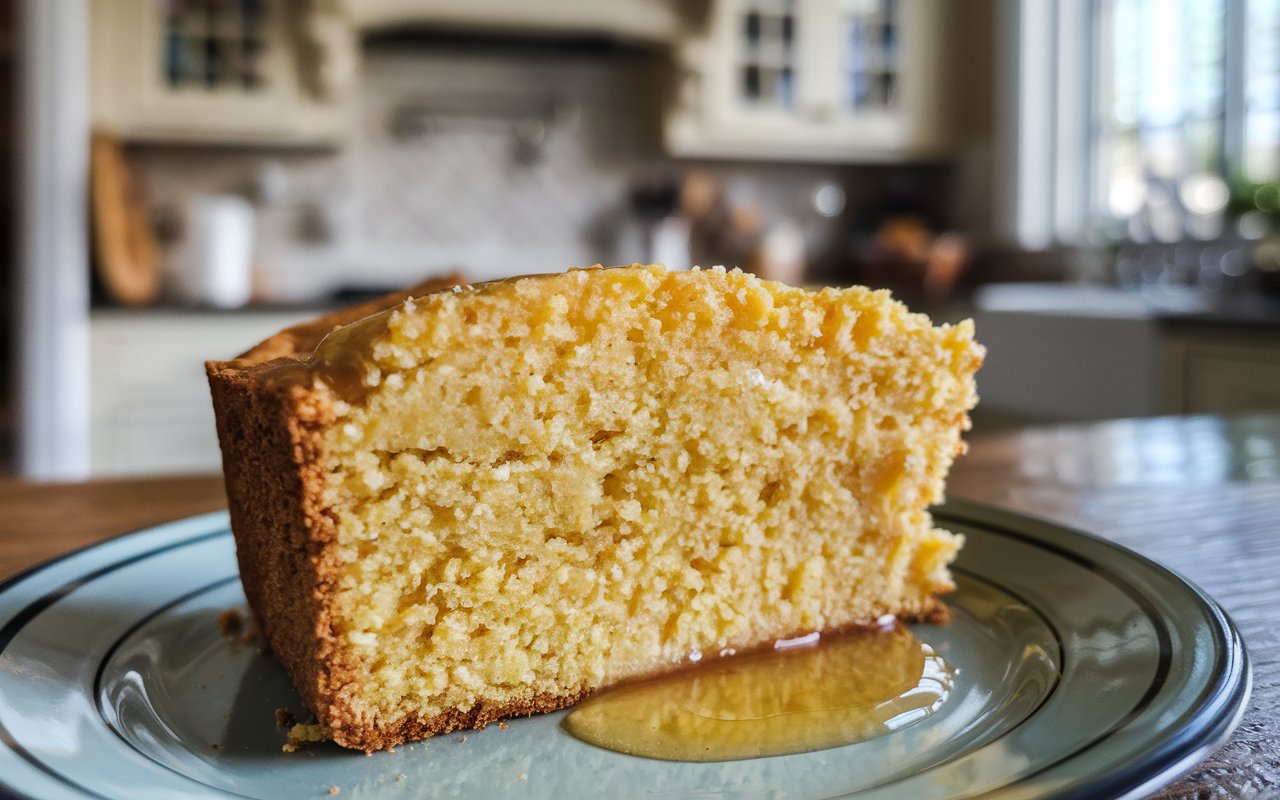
[1162,328,1280,415]
[89,309,320,476]
[90,0,352,145]
[971,284,1280,427]
[665,0,951,162]
[971,306,1163,425]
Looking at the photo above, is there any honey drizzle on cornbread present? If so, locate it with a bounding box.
[256,276,547,400]
[563,623,951,761]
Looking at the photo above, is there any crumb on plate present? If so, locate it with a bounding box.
[216,609,243,637]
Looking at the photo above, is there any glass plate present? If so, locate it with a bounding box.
[0,501,1249,799]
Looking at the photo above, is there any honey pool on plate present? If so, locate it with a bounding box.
[563,623,952,762]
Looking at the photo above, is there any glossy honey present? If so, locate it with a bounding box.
[563,624,952,762]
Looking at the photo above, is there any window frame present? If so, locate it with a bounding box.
[1003,0,1257,251]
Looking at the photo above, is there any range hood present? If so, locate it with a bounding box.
[348,0,683,44]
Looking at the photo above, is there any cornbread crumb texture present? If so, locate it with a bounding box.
[284,723,332,753]
[301,265,979,748]
[216,608,243,638]
[216,607,261,647]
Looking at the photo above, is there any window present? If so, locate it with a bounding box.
[1245,0,1280,183]
[1007,0,1279,251]
[1094,0,1279,243]
[1096,0,1225,241]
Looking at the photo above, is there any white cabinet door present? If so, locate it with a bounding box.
[90,0,349,145]
[665,0,949,162]
[89,310,320,476]
[1162,331,1280,415]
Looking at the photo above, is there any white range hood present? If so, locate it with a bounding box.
[348,0,682,44]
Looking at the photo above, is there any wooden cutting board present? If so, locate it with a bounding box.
[91,131,162,306]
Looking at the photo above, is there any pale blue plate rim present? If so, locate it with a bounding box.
[933,502,1252,800]
[0,502,1251,800]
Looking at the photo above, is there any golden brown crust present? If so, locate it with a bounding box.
[206,274,464,754]
[207,360,345,734]
[332,690,593,752]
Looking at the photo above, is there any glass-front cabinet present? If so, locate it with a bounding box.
[666,0,950,162]
[90,0,352,145]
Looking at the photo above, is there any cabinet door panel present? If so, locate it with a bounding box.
[89,312,319,476]
[1184,351,1280,414]
[91,0,346,145]
[666,0,949,161]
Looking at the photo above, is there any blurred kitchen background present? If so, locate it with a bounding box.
[2,0,1279,479]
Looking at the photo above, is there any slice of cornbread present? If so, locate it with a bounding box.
[206,264,982,752]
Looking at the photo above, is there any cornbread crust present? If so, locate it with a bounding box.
[208,275,475,751]
[208,266,981,752]
[209,274,605,750]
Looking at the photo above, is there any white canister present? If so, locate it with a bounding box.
[176,194,255,308]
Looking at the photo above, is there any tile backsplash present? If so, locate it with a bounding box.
[127,36,950,304]
[348,40,654,285]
